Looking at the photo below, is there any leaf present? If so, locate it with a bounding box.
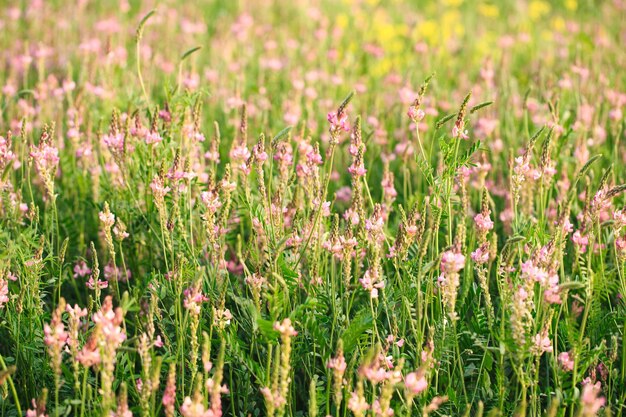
[341,309,373,353]
[257,318,280,341]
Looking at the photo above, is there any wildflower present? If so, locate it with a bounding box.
[74,260,91,278]
[439,249,465,321]
[213,307,233,329]
[407,105,425,122]
[44,298,68,380]
[452,123,469,140]
[474,211,494,232]
[150,176,171,199]
[30,127,59,197]
[440,250,465,274]
[327,111,350,134]
[163,364,176,417]
[558,351,574,371]
[0,135,16,171]
[572,230,589,253]
[404,370,428,396]
[532,329,553,355]
[360,268,385,298]
[261,387,286,411]
[273,318,297,337]
[102,132,126,153]
[328,343,347,405]
[86,276,108,289]
[181,395,211,417]
[201,190,222,213]
[26,395,48,417]
[183,285,209,315]
[145,130,163,145]
[580,381,605,417]
[471,244,490,264]
[348,390,369,417]
[99,205,116,229]
[0,277,9,309]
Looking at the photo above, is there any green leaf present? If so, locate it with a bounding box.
[341,309,373,353]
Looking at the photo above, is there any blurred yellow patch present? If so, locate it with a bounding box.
[528,0,551,20]
[551,16,565,32]
[565,0,577,11]
[541,29,553,42]
[415,19,439,46]
[442,0,464,7]
[370,58,392,78]
[478,3,499,18]
[475,31,496,57]
[442,10,464,39]
[336,14,349,30]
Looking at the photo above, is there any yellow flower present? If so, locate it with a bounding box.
[336,14,349,30]
[551,16,565,32]
[478,3,499,18]
[565,0,577,11]
[415,20,439,46]
[528,0,551,20]
[442,0,464,7]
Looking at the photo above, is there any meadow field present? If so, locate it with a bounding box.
[0,0,625,416]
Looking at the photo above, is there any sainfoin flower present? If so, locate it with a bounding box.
[0,277,9,309]
[580,381,605,417]
[404,370,428,396]
[558,351,574,371]
[327,111,350,133]
[474,211,494,232]
[439,249,465,321]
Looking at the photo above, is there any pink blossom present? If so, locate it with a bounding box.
[558,351,574,371]
[405,371,428,395]
[474,211,494,232]
[73,260,91,278]
[327,111,350,133]
[440,250,465,274]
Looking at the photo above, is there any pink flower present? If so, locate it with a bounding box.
[348,392,369,415]
[201,190,222,213]
[327,111,350,133]
[274,318,297,337]
[471,245,490,264]
[99,210,115,228]
[474,212,494,232]
[572,230,589,253]
[73,260,91,278]
[452,124,469,140]
[407,105,425,122]
[359,269,385,298]
[532,331,553,354]
[150,176,171,200]
[440,250,465,274]
[183,286,209,315]
[348,162,367,177]
[0,277,9,309]
[405,371,428,395]
[30,140,59,178]
[145,130,163,145]
[558,351,574,371]
[102,132,126,153]
[86,276,108,290]
[580,381,605,417]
